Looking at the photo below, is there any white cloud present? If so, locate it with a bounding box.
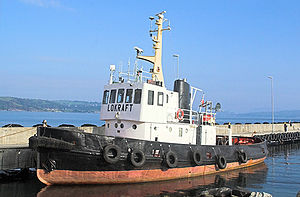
[20,0,74,11]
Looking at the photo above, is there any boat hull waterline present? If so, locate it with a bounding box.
[37,157,266,185]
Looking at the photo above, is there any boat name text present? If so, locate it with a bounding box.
[107,104,133,112]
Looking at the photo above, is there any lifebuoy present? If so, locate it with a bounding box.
[165,151,178,168]
[192,150,202,165]
[176,109,184,121]
[238,150,247,163]
[216,155,227,169]
[103,144,121,164]
[130,149,146,167]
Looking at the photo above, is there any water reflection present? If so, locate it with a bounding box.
[268,142,300,157]
[37,163,267,197]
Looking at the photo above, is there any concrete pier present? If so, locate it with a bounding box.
[216,123,300,137]
[0,126,105,146]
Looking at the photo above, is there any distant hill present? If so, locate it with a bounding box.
[0,97,101,113]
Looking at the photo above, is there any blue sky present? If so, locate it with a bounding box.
[0,0,299,113]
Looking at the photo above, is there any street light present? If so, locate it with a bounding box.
[268,76,274,133]
[173,54,179,79]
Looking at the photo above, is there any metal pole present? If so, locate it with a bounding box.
[173,54,179,79]
[268,76,274,133]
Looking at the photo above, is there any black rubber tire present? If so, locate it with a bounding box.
[274,134,279,141]
[103,144,121,164]
[165,151,178,168]
[283,133,287,140]
[58,124,75,127]
[80,124,97,127]
[216,155,227,169]
[238,150,247,163]
[192,150,202,166]
[271,134,276,141]
[2,124,23,128]
[130,149,146,167]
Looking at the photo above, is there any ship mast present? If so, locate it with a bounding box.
[135,11,170,86]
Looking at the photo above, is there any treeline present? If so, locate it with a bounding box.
[0,97,101,113]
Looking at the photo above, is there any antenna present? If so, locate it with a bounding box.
[109,65,116,84]
[173,54,179,79]
[127,58,130,82]
[119,61,123,82]
[149,16,154,37]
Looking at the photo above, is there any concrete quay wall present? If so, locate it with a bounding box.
[0,126,105,146]
[1,123,300,145]
[216,123,300,136]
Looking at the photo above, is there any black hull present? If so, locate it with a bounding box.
[30,127,268,185]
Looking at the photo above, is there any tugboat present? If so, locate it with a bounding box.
[30,11,267,185]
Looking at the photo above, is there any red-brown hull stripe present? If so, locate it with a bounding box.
[37,157,266,185]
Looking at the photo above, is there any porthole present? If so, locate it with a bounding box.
[132,124,137,130]
[115,123,118,128]
[185,128,188,133]
[120,123,124,128]
[107,123,110,128]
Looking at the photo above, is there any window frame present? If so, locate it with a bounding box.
[133,89,142,104]
[102,90,109,104]
[109,89,117,103]
[117,89,125,103]
[157,92,164,106]
[125,89,133,103]
[148,90,154,105]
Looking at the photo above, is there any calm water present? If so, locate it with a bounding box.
[1,111,299,127]
[0,111,104,127]
[1,111,300,196]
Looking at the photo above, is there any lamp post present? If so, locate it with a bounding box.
[173,54,179,79]
[268,76,274,133]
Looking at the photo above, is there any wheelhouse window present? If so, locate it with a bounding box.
[117,89,125,103]
[125,89,133,103]
[134,89,142,104]
[109,89,116,103]
[102,90,109,104]
[157,92,164,106]
[148,90,154,105]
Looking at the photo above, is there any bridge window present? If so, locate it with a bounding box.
[134,89,142,104]
[125,89,133,103]
[148,90,154,105]
[109,89,116,103]
[157,92,164,106]
[102,90,109,104]
[117,89,125,103]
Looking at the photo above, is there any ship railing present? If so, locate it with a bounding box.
[116,64,155,84]
[216,126,232,145]
[181,109,200,125]
[199,112,216,125]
